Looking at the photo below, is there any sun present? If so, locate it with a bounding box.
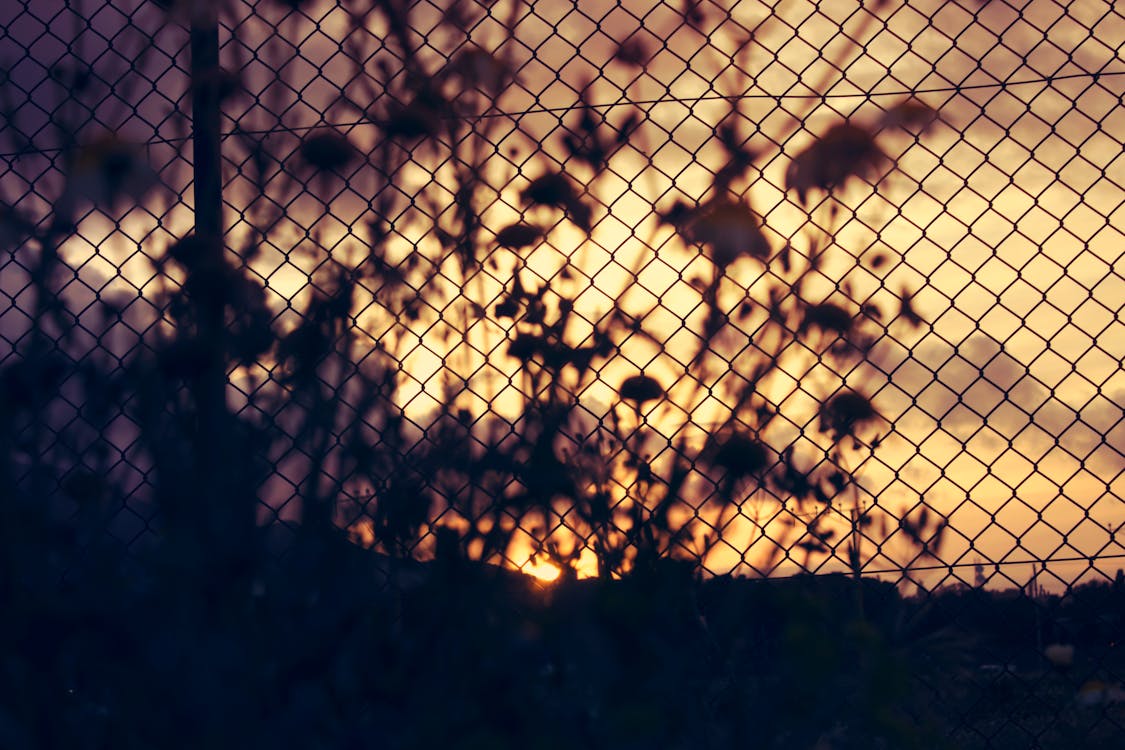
[519,557,563,584]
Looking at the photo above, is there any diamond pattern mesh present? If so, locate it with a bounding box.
[2,0,1124,745]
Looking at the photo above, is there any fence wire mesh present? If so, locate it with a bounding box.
[2,0,1125,747]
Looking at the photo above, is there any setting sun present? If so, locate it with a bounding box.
[519,557,564,584]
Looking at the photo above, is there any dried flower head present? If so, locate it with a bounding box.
[785,123,886,205]
[620,374,665,406]
[299,129,357,174]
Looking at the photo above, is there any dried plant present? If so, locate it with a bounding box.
[0,1,985,748]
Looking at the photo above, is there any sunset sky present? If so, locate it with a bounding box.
[1,0,1122,589]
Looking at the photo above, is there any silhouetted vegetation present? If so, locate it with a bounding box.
[1,1,1120,748]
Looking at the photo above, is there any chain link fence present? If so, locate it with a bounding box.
[2,0,1125,746]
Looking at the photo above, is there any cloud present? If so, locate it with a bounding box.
[867,330,1124,477]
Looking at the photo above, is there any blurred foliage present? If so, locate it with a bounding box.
[0,1,1053,748]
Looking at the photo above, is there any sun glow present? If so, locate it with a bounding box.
[519,557,563,584]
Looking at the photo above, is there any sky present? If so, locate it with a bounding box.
[1,0,1123,589]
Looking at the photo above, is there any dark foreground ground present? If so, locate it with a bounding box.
[5,527,1125,750]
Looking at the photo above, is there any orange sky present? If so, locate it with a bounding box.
[2,0,1123,590]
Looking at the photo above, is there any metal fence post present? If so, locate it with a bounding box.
[188,6,231,558]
